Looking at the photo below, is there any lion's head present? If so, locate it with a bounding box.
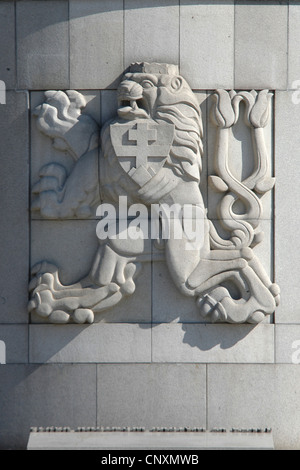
[100,63,203,203]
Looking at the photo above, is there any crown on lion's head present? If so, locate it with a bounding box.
[116,62,203,181]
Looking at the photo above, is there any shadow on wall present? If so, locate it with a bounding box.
[139,321,260,352]
[68,0,274,19]
[27,321,261,366]
[0,362,98,450]
[180,322,256,350]
[68,0,230,21]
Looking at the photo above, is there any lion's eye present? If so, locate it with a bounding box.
[141,80,154,89]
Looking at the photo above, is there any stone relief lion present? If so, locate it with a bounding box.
[28,62,280,324]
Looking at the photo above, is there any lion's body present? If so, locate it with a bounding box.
[95,71,210,286]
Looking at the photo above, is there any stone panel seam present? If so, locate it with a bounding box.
[205,363,208,430]
[21,361,276,365]
[234,0,236,89]
[95,363,98,427]
[67,0,71,90]
[178,0,181,73]
[274,321,276,363]
[151,257,153,363]
[271,91,275,328]
[15,0,20,90]
[29,90,33,334]
[13,0,17,89]
[287,1,290,91]
[123,0,125,72]
[25,87,31,363]
[205,90,208,206]
[273,90,277,327]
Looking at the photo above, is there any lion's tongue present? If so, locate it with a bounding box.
[118,101,148,119]
[118,105,133,116]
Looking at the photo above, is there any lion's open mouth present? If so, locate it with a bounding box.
[117,97,149,120]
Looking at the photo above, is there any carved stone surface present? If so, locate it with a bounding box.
[26,429,275,450]
[28,62,279,324]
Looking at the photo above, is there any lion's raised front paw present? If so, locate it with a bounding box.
[34,90,99,160]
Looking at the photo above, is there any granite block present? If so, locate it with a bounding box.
[275,325,300,364]
[0,2,16,89]
[274,91,300,323]
[152,323,274,363]
[0,325,28,364]
[207,364,300,450]
[27,429,274,450]
[97,363,206,429]
[29,324,152,363]
[69,0,124,89]
[0,91,29,323]
[180,0,234,89]
[234,1,288,89]
[124,0,179,69]
[16,1,69,89]
[288,3,300,89]
[0,364,96,449]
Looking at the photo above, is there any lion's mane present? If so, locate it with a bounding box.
[155,97,203,182]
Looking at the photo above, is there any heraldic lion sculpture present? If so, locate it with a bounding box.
[28,62,280,324]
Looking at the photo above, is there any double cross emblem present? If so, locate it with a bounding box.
[110,120,174,186]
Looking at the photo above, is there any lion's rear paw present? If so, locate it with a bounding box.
[269,283,280,306]
[196,292,227,323]
[73,308,94,324]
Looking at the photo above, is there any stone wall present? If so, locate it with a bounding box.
[0,0,300,450]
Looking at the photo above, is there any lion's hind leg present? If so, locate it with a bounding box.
[195,263,277,324]
[28,261,120,323]
[28,245,142,323]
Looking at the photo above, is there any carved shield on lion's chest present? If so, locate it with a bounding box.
[110,120,175,187]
